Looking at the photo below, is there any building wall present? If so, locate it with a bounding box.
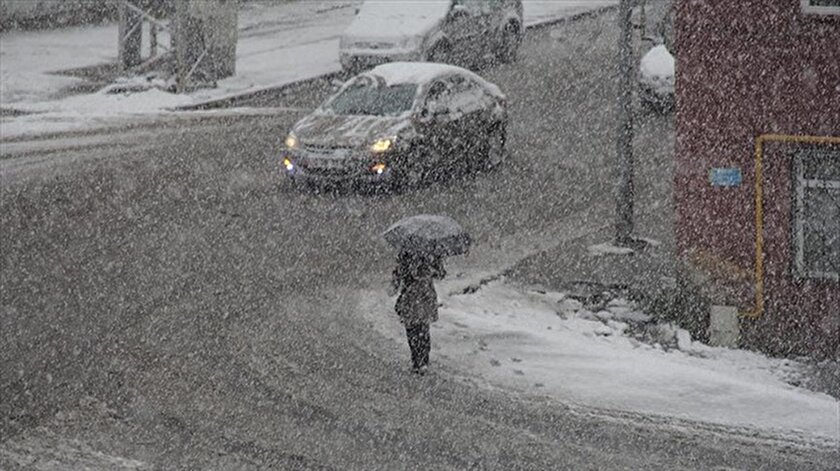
[674,0,840,356]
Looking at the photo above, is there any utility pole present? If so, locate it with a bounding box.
[174,0,238,93]
[117,0,142,69]
[615,0,635,246]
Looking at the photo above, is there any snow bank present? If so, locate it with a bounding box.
[524,0,616,27]
[16,87,191,116]
[0,23,118,105]
[359,278,839,445]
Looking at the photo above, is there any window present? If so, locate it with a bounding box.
[801,0,840,15]
[793,147,840,281]
[425,81,451,107]
[443,76,482,113]
[324,78,417,116]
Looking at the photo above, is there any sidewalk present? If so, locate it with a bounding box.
[358,268,840,447]
[0,0,616,140]
[359,209,839,446]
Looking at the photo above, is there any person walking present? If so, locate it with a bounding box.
[391,250,445,375]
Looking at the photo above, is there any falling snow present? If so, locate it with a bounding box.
[1,1,838,469]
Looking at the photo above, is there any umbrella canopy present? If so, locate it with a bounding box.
[383,214,471,257]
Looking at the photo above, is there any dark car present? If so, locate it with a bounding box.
[281,62,508,191]
[339,0,524,72]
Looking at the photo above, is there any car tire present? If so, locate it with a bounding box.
[497,23,521,64]
[484,122,507,171]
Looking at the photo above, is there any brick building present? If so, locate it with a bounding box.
[674,0,839,357]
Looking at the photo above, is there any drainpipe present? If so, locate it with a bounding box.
[741,134,840,319]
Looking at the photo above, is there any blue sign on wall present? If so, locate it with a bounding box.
[709,168,742,187]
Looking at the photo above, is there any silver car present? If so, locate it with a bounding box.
[340,0,524,72]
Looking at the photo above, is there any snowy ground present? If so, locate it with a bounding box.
[359,276,840,448]
[0,0,616,140]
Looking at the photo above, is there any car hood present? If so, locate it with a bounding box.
[293,113,412,149]
[342,1,449,43]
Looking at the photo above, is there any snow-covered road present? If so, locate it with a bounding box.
[2,4,836,469]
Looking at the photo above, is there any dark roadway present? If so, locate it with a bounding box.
[1,9,834,470]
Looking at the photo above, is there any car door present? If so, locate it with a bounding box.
[416,80,455,173]
[418,77,470,173]
[446,75,494,163]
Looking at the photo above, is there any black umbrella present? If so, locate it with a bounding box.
[383,214,471,257]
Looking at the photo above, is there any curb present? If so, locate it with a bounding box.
[524,3,618,31]
[175,3,619,112]
[174,72,344,111]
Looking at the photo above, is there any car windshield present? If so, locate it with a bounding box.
[323,78,417,116]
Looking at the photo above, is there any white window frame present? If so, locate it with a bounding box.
[793,149,840,281]
[801,0,840,15]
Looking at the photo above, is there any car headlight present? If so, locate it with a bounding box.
[285,133,299,149]
[371,137,394,153]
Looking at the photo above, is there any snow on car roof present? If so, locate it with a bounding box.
[344,0,450,39]
[639,45,675,79]
[366,62,506,98]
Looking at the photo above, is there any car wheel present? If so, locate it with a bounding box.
[484,123,507,170]
[497,24,521,63]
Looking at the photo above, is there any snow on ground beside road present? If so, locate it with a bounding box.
[17,87,192,115]
[1,88,193,139]
[524,0,616,27]
[187,0,359,104]
[0,23,117,105]
[1,0,616,140]
[0,1,357,140]
[359,278,839,445]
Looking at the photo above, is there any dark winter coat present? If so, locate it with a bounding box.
[392,252,445,326]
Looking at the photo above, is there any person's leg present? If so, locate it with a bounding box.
[418,323,430,368]
[405,324,422,369]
